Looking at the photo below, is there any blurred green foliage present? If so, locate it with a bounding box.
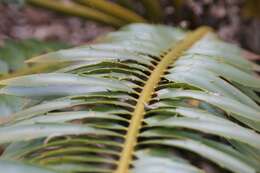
[0,39,70,116]
[0,39,69,75]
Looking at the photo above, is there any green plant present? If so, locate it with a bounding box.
[0,39,69,117]
[0,24,260,173]
[0,39,69,75]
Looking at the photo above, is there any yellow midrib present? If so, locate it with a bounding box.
[115,26,212,173]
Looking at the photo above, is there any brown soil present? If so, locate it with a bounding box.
[0,4,114,46]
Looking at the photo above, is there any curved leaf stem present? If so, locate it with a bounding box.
[27,0,126,27]
[115,26,212,173]
[76,0,146,23]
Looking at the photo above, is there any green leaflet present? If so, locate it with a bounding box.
[166,67,259,109]
[158,89,260,122]
[133,149,204,173]
[0,123,119,144]
[14,111,127,126]
[172,55,260,88]
[0,73,135,98]
[186,33,254,71]
[141,139,257,173]
[0,159,58,173]
[146,107,260,149]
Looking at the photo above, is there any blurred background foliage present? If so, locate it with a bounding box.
[1,0,260,54]
[0,39,69,117]
[0,39,69,75]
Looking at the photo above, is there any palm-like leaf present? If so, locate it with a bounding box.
[0,24,260,173]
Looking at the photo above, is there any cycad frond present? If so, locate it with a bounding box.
[0,24,260,173]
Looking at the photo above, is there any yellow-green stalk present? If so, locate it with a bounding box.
[76,0,146,23]
[28,0,126,27]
